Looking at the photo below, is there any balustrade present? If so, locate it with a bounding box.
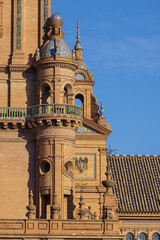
[0,104,82,119]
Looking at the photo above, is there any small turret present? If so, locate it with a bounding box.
[74,22,83,61]
[48,13,64,40]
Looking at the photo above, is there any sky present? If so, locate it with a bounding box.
[51,0,160,155]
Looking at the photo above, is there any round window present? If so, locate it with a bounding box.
[40,161,51,174]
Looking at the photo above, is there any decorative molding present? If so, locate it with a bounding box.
[9,65,36,73]
[122,222,160,225]
[16,0,21,49]
[9,66,28,72]
[75,185,106,193]
[35,61,78,71]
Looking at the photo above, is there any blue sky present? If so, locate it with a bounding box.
[51,0,160,155]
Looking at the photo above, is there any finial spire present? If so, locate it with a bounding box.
[74,21,83,60]
[27,190,36,219]
[77,21,80,40]
[100,102,104,116]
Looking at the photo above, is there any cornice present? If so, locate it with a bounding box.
[9,64,28,72]
[75,185,106,193]
[75,80,95,86]
[0,65,7,72]
[76,134,107,140]
[83,117,112,136]
[0,137,35,143]
[8,65,36,73]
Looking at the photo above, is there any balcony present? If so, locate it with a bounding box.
[0,104,82,120]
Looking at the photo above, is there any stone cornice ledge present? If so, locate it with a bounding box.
[9,64,35,73]
[0,65,7,72]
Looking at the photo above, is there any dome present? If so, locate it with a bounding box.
[50,13,62,20]
[42,39,71,58]
[76,59,88,71]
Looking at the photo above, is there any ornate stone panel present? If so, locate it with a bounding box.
[75,153,96,179]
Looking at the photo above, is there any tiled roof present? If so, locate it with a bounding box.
[108,156,160,214]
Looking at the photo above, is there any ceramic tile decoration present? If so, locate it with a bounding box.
[76,59,88,71]
[76,126,96,134]
[43,0,48,40]
[16,0,21,49]
[44,0,48,23]
[42,39,56,57]
[42,39,70,58]
[57,40,70,57]
[75,73,85,80]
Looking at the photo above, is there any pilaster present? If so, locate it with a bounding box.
[0,0,3,38]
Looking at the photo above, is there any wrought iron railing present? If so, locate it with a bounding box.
[0,104,82,119]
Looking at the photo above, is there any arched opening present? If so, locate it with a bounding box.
[41,84,51,104]
[126,233,134,240]
[63,84,72,104]
[152,233,160,240]
[139,233,147,240]
[75,94,84,115]
[64,86,68,104]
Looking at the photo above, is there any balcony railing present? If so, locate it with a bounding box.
[0,104,82,119]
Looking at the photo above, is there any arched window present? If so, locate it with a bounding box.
[152,233,160,240]
[64,87,68,104]
[139,233,147,240]
[63,84,72,104]
[75,94,84,115]
[41,84,50,104]
[126,232,134,240]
